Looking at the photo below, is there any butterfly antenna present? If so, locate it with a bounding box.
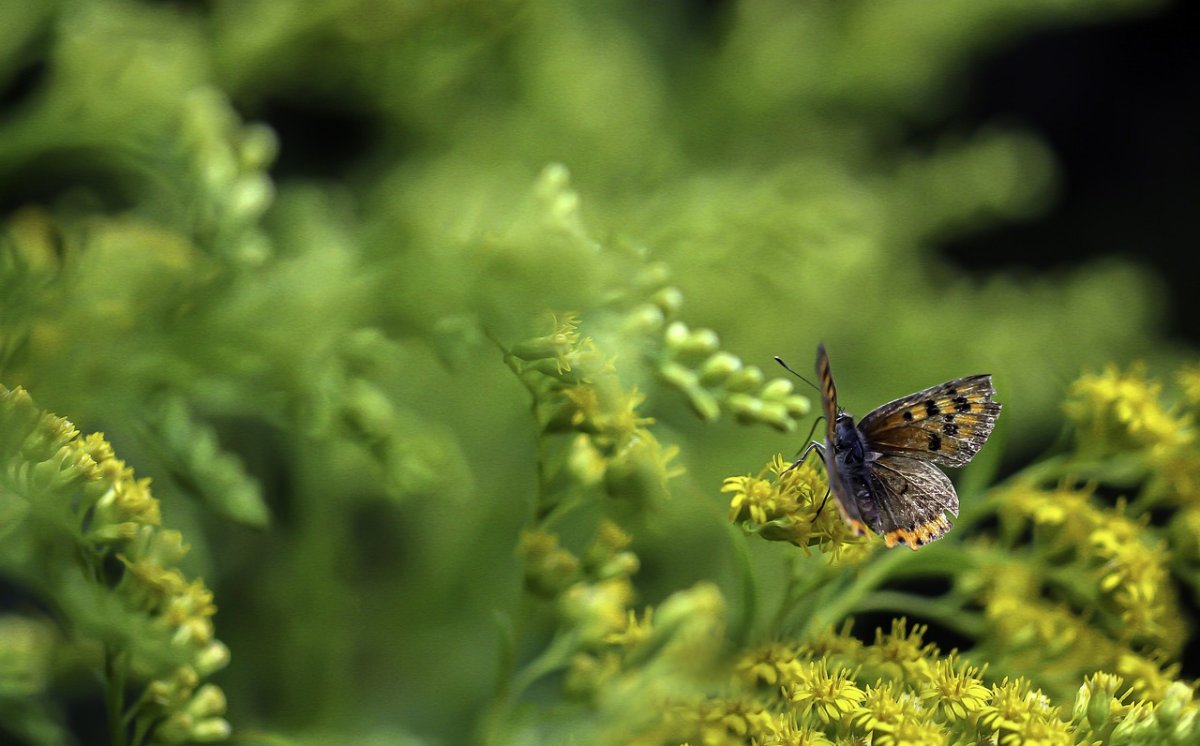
[774,356,821,395]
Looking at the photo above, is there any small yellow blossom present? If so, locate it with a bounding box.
[724,472,782,525]
[756,713,835,745]
[665,697,775,746]
[785,659,865,725]
[978,677,1062,741]
[517,529,581,597]
[736,641,805,689]
[919,654,990,722]
[1073,672,1129,732]
[863,619,937,686]
[1114,652,1180,704]
[561,577,635,646]
[725,456,873,561]
[1064,363,1190,452]
[509,312,582,374]
[850,681,943,746]
[1176,364,1200,407]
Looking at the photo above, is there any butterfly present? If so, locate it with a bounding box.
[786,344,1002,550]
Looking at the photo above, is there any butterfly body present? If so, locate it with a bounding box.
[823,414,880,534]
[792,344,1001,549]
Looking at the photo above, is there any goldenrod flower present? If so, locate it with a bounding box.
[664,697,774,746]
[1114,652,1179,704]
[736,641,805,689]
[850,681,944,746]
[978,677,1066,743]
[1073,672,1128,732]
[509,312,582,374]
[864,619,937,686]
[518,529,581,597]
[1064,363,1190,453]
[561,577,635,646]
[724,472,782,525]
[757,714,835,746]
[786,659,864,725]
[919,654,990,722]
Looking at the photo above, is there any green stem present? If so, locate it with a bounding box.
[507,629,580,699]
[851,590,986,640]
[104,646,127,746]
[797,548,911,639]
[480,630,581,746]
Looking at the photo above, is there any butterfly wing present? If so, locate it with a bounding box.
[815,343,838,445]
[866,453,958,549]
[857,374,1001,468]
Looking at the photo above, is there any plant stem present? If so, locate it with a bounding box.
[105,646,127,746]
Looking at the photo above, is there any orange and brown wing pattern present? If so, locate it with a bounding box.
[815,343,839,445]
[857,374,1001,468]
[867,454,959,550]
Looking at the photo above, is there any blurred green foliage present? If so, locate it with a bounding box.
[0,0,1193,744]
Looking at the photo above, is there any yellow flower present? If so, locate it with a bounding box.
[561,577,635,646]
[1176,364,1200,407]
[919,654,990,722]
[509,312,582,374]
[736,641,805,688]
[850,681,944,746]
[1114,652,1179,704]
[978,677,1063,741]
[1073,672,1129,732]
[725,456,873,561]
[672,697,775,746]
[517,529,581,598]
[864,619,937,686]
[1064,363,1190,452]
[785,659,864,725]
[724,472,782,525]
[603,608,653,649]
[756,713,835,746]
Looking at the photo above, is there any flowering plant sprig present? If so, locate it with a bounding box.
[0,385,230,745]
[716,361,1200,744]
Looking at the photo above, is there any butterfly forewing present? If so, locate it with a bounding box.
[857,374,1001,468]
[815,343,838,445]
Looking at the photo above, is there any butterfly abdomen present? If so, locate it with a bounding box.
[826,415,880,535]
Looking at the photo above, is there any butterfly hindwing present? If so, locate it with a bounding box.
[866,453,958,549]
[856,374,1001,468]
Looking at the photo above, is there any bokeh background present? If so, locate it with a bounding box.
[1,0,1197,743]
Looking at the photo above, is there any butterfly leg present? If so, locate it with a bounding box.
[784,440,824,473]
[784,440,834,518]
[814,486,832,519]
[783,416,825,472]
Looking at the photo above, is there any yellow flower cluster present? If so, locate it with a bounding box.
[1065,363,1200,523]
[668,619,1076,745]
[507,313,682,514]
[973,554,1180,705]
[0,385,230,744]
[1064,363,1191,454]
[994,480,1182,657]
[723,456,872,562]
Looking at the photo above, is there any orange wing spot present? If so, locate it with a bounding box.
[883,516,953,550]
[832,502,868,537]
